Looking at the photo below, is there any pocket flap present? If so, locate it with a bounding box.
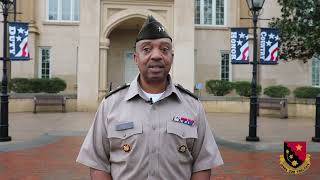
[108,121,142,139]
[167,121,198,139]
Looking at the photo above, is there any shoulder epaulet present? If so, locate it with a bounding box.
[105,83,130,99]
[175,83,199,100]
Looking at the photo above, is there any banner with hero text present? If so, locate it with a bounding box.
[230,28,249,64]
[260,28,279,64]
[8,22,30,61]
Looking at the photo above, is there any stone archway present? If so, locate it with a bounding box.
[77,0,195,111]
[98,9,170,100]
[102,9,169,38]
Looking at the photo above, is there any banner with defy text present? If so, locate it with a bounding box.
[260,28,279,64]
[230,28,249,64]
[8,22,30,61]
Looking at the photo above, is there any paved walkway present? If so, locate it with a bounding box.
[0,112,319,179]
[207,113,320,152]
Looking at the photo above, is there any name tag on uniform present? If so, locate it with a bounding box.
[115,122,134,131]
[172,116,195,126]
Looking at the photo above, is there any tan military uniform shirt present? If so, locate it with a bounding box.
[77,75,223,179]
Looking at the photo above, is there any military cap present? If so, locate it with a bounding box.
[136,16,172,43]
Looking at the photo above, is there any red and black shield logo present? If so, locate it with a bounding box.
[284,141,306,168]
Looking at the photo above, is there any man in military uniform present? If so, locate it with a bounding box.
[77,16,223,180]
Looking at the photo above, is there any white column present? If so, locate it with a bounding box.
[11,0,39,78]
[172,0,195,92]
[98,38,109,101]
[77,0,100,111]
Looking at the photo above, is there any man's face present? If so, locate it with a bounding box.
[134,38,173,84]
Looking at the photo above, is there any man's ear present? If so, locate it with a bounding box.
[133,53,138,65]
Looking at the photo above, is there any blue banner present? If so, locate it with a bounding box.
[260,28,279,64]
[230,28,249,64]
[8,22,30,61]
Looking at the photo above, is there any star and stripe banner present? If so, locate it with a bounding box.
[8,22,30,61]
[260,28,279,64]
[230,28,249,64]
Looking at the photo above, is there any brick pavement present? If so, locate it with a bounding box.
[0,136,319,180]
[0,112,319,179]
[0,137,87,180]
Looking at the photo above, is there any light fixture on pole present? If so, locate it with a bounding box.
[246,0,265,12]
[0,0,14,142]
[245,0,265,142]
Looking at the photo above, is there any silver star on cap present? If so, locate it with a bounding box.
[158,26,165,32]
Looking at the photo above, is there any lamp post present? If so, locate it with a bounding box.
[246,0,265,142]
[312,95,320,142]
[0,0,14,142]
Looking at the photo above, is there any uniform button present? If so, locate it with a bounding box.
[152,125,156,130]
[178,145,187,153]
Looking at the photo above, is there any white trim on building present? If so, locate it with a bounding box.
[195,0,227,27]
[46,0,80,22]
[219,50,232,81]
[312,56,320,87]
[38,47,51,79]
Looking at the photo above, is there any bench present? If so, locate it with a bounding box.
[257,98,288,119]
[33,95,66,113]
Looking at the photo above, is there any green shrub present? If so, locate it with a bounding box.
[9,77,67,93]
[233,81,261,97]
[9,78,32,93]
[293,86,320,98]
[205,80,233,96]
[45,78,67,93]
[30,78,47,93]
[263,85,290,98]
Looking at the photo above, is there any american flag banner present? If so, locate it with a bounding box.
[8,22,30,61]
[260,28,279,64]
[230,28,249,64]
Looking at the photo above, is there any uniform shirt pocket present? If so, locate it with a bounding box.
[166,121,198,164]
[107,121,143,163]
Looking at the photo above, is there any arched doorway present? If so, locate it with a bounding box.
[78,1,195,110]
[98,9,170,100]
[107,17,145,90]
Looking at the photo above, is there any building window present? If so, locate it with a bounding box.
[195,0,226,26]
[312,56,320,87]
[47,0,80,21]
[124,51,139,84]
[220,52,230,81]
[39,48,51,79]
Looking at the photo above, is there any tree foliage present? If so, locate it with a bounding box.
[270,0,320,62]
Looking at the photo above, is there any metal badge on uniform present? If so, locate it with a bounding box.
[178,145,187,153]
[122,144,131,153]
[115,122,134,131]
[172,116,195,126]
